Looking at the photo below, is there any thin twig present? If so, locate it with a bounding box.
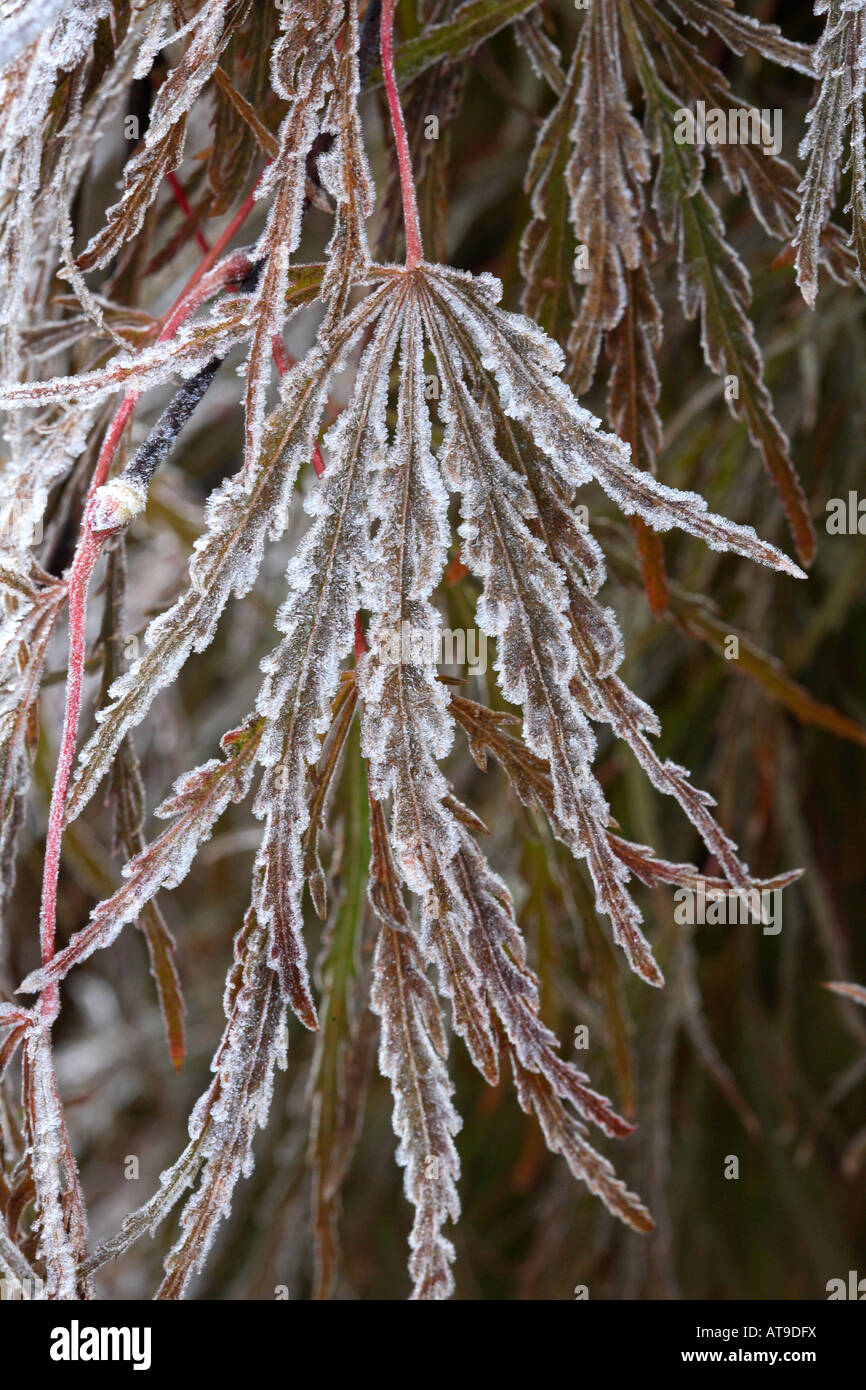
[380,0,423,268]
[165,171,210,254]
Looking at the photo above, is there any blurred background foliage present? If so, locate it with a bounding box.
[5,0,866,1299]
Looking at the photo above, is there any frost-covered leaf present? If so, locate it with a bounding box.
[20,718,261,996]
[511,1058,653,1234]
[358,291,501,1071]
[76,0,235,272]
[318,0,374,310]
[794,0,866,302]
[420,281,662,985]
[241,2,346,482]
[0,297,248,409]
[156,908,286,1298]
[65,283,393,825]
[252,280,408,1024]
[22,1023,88,1298]
[564,0,651,394]
[0,0,841,1306]
[424,264,805,577]
[823,980,866,1007]
[0,568,65,930]
[74,907,285,1293]
[667,0,814,74]
[452,830,636,1139]
[369,921,461,1300]
[612,12,819,566]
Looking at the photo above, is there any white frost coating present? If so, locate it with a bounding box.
[89,478,146,534]
[412,263,778,984]
[427,266,805,578]
[242,95,324,483]
[0,564,59,923]
[417,285,663,983]
[251,289,407,1019]
[0,401,97,559]
[270,0,344,103]
[64,285,394,829]
[0,16,105,417]
[0,0,68,68]
[564,2,650,395]
[370,926,461,1301]
[418,265,764,924]
[20,727,259,996]
[358,299,454,803]
[0,1,199,543]
[139,0,228,148]
[355,299,498,1071]
[154,916,286,1296]
[794,0,866,303]
[0,300,248,410]
[1,0,110,139]
[25,1026,83,1298]
[454,828,644,1146]
[131,0,172,81]
[318,0,373,307]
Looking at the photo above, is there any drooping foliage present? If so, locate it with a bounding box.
[0,0,864,1302]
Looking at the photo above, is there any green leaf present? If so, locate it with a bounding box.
[369,0,540,88]
[309,712,372,1300]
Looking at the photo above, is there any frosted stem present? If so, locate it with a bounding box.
[39,532,100,974]
[380,0,423,268]
[159,168,265,326]
[165,170,210,254]
[35,529,100,1290]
